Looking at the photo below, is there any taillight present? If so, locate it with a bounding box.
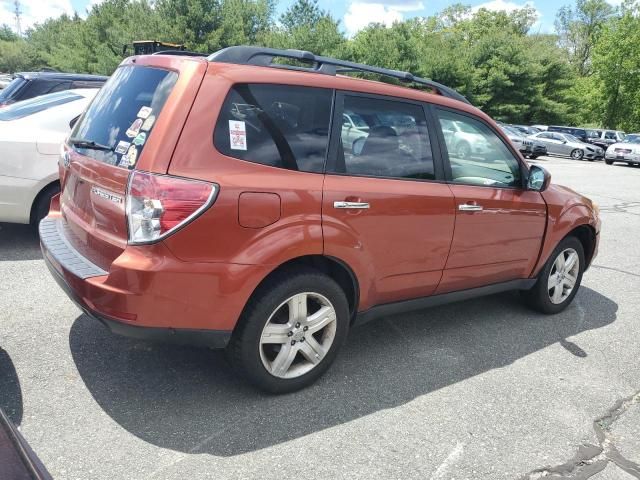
[126,171,217,245]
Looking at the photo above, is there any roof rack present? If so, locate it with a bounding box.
[152,50,208,57]
[207,46,470,105]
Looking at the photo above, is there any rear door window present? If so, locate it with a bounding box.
[70,66,178,169]
[336,94,436,180]
[213,84,333,173]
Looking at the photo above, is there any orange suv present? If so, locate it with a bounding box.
[40,47,600,392]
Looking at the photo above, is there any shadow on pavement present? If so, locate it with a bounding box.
[0,223,41,261]
[69,286,617,457]
[0,347,23,425]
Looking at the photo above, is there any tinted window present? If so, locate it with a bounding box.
[538,132,553,139]
[604,131,616,140]
[0,91,83,121]
[339,95,435,180]
[0,77,26,102]
[437,109,521,188]
[20,79,65,100]
[214,84,332,173]
[71,66,178,169]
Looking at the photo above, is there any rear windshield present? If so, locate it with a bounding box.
[0,91,83,121]
[70,65,178,169]
[0,77,26,102]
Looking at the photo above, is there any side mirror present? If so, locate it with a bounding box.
[527,164,551,192]
[69,115,80,129]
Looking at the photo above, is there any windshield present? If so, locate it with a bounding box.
[0,91,83,121]
[564,134,581,143]
[623,134,640,143]
[70,65,178,169]
[501,126,521,137]
[587,129,602,138]
[0,76,26,102]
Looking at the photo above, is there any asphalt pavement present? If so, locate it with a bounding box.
[1,155,639,479]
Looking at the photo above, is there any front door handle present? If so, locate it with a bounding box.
[334,201,370,209]
[458,204,483,212]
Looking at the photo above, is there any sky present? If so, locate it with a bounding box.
[0,0,622,38]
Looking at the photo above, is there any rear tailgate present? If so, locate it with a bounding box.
[58,55,207,271]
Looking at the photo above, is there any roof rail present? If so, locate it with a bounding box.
[152,50,208,57]
[207,46,470,105]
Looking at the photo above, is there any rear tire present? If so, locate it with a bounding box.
[32,183,60,227]
[227,267,349,393]
[522,236,585,315]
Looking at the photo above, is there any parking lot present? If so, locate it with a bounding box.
[0,155,639,479]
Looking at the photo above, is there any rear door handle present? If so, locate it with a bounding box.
[458,204,483,212]
[334,201,370,209]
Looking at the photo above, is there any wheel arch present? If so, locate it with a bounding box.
[29,179,60,224]
[568,224,597,269]
[245,255,360,323]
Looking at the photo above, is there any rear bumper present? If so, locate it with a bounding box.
[39,217,251,348]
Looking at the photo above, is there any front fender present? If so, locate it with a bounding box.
[532,202,597,276]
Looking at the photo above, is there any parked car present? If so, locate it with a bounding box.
[0,89,98,225]
[604,133,640,166]
[509,124,541,135]
[586,128,625,151]
[499,124,547,159]
[531,124,548,131]
[547,125,589,143]
[40,47,600,393]
[0,72,106,108]
[341,111,369,154]
[529,131,604,160]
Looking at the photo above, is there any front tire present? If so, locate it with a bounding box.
[571,149,584,160]
[228,268,349,393]
[522,236,585,314]
[605,159,613,165]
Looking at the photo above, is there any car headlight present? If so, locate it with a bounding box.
[592,202,600,218]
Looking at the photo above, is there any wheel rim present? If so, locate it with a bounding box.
[259,292,337,379]
[571,149,583,159]
[547,248,580,304]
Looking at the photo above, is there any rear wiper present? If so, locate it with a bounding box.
[69,138,112,152]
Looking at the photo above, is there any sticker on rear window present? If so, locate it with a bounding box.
[115,140,130,154]
[229,120,247,150]
[137,106,153,119]
[120,145,138,167]
[141,115,155,132]
[133,132,146,146]
[126,118,143,138]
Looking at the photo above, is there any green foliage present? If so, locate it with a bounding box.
[0,0,637,129]
[555,0,614,75]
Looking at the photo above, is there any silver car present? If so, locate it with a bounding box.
[529,131,604,161]
[605,133,640,166]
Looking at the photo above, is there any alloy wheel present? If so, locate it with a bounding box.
[571,149,584,160]
[547,248,580,304]
[259,292,337,379]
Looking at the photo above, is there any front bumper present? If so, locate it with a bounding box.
[605,152,640,162]
[40,217,236,348]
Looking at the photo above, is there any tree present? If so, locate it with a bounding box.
[591,0,640,130]
[555,0,614,75]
